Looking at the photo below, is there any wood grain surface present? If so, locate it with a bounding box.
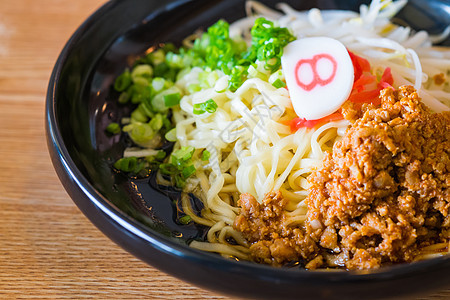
[0,0,448,299]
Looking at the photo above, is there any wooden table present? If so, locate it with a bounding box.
[0,0,448,299]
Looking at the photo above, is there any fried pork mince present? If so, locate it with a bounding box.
[234,86,450,270]
[234,191,319,266]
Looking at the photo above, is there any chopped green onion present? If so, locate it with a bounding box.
[193,105,202,115]
[131,106,149,123]
[173,146,195,161]
[181,164,196,178]
[246,18,295,72]
[176,68,192,82]
[162,117,172,131]
[272,78,286,88]
[199,70,220,88]
[248,64,269,81]
[159,146,196,188]
[205,103,218,113]
[174,175,186,189]
[162,43,177,53]
[163,92,181,107]
[228,66,248,92]
[132,76,149,87]
[114,157,145,173]
[179,215,192,225]
[153,62,170,78]
[193,106,202,115]
[152,77,166,92]
[114,70,132,92]
[140,101,155,118]
[149,114,163,131]
[131,64,153,82]
[145,150,166,163]
[105,122,121,135]
[159,163,178,175]
[166,52,184,69]
[148,48,165,65]
[151,93,168,113]
[118,91,130,104]
[165,128,177,142]
[193,99,218,115]
[123,123,155,147]
[152,87,182,113]
[130,84,152,104]
[201,150,210,161]
[155,150,166,160]
[187,83,201,94]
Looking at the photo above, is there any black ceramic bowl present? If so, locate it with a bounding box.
[46,0,450,299]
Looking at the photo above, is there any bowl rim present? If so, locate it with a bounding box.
[46,0,450,287]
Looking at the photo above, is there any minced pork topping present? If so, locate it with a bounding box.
[234,86,449,270]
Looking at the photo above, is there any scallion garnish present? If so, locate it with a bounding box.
[114,157,145,173]
[247,18,296,72]
[131,106,149,123]
[165,128,177,142]
[122,122,156,148]
[181,164,196,178]
[105,122,121,135]
[193,99,218,115]
[114,70,132,92]
[179,215,192,225]
[159,146,197,188]
[228,66,248,92]
[201,150,211,161]
[163,92,181,107]
[272,78,286,88]
[131,64,153,82]
[154,150,166,160]
[144,150,166,170]
[149,114,164,131]
[130,84,152,104]
[173,146,195,162]
[118,91,130,104]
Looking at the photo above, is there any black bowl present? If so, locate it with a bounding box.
[46,0,450,299]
